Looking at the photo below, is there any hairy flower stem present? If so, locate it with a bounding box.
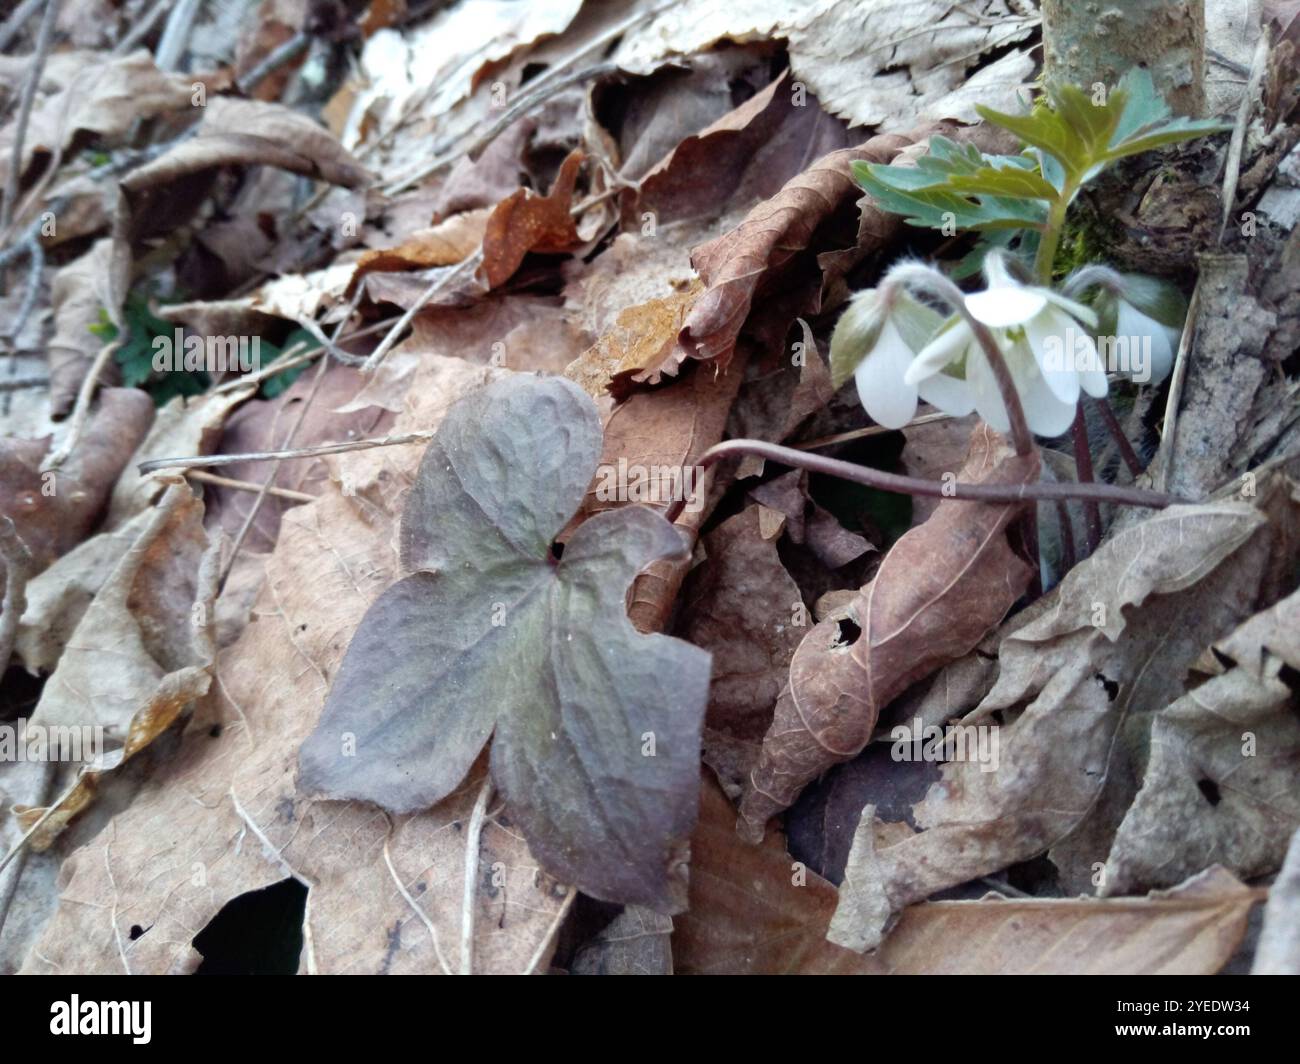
[1093,396,1144,477]
[882,263,1034,456]
[1072,405,1103,554]
[663,439,1184,525]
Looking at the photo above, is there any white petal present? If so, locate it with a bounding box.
[969,338,1075,437]
[966,285,1047,328]
[966,343,1011,434]
[1116,300,1172,385]
[1043,289,1100,329]
[916,372,976,416]
[854,319,918,429]
[905,318,970,384]
[1023,309,1080,405]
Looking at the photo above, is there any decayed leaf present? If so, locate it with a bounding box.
[680,505,807,792]
[825,501,1278,951]
[571,906,674,976]
[0,50,192,192]
[19,482,219,848]
[610,1,1036,132]
[677,779,1256,974]
[1254,827,1300,974]
[46,240,122,418]
[479,149,585,289]
[1101,587,1300,895]
[298,375,711,911]
[23,355,572,975]
[679,130,915,368]
[738,426,1037,840]
[0,388,153,573]
[747,470,871,569]
[565,280,703,398]
[352,208,490,280]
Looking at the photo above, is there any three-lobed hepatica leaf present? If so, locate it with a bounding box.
[297,375,712,912]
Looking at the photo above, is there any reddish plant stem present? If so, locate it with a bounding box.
[1093,396,1144,477]
[663,438,1184,525]
[1072,405,1102,555]
[1055,499,1077,574]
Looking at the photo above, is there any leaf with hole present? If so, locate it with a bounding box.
[297,374,712,912]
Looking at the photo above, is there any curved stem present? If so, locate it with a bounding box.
[884,262,1034,456]
[663,439,1185,525]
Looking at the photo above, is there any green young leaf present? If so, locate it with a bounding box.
[853,158,1047,233]
[297,375,712,912]
[974,102,1090,181]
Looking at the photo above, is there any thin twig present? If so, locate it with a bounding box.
[1152,279,1202,494]
[185,469,316,503]
[1,0,61,232]
[42,337,123,471]
[0,0,45,53]
[236,30,310,96]
[112,0,174,55]
[153,0,202,71]
[381,821,452,976]
[0,374,46,391]
[361,252,481,373]
[2,233,43,414]
[795,412,954,450]
[662,439,1185,524]
[0,761,56,942]
[138,427,437,474]
[523,887,575,976]
[1071,405,1102,554]
[460,778,493,976]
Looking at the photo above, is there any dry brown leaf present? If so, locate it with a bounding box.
[680,505,807,793]
[1101,586,1300,895]
[570,906,674,975]
[22,356,569,975]
[0,388,153,573]
[677,778,1257,974]
[737,426,1037,840]
[19,482,219,848]
[565,279,703,398]
[352,208,490,280]
[679,130,916,369]
[479,148,584,289]
[0,50,192,192]
[46,240,121,418]
[825,499,1282,951]
[747,469,871,569]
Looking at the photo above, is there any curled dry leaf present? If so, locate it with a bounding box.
[825,500,1280,951]
[679,129,916,369]
[738,425,1037,841]
[677,778,1257,974]
[298,374,712,912]
[46,240,122,418]
[479,148,585,289]
[23,355,572,975]
[1101,586,1300,895]
[18,482,219,848]
[0,388,153,573]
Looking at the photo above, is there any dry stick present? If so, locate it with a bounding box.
[42,337,123,471]
[663,439,1184,525]
[0,0,44,52]
[795,412,954,451]
[0,0,60,232]
[460,778,493,976]
[112,0,174,55]
[523,887,575,976]
[0,374,46,391]
[1072,405,1102,555]
[1093,395,1144,478]
[138,428,437,474]
[186,469,316,503]
[153,0,202,71]
[1218,34,1270,244]
[362,252,481,373]
[1152,275,1203,494]
[236,30,310,95]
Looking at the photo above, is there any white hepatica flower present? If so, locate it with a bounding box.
[904,253,1104,437]
[831,288,941,429]
[1103,274,1185,385]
